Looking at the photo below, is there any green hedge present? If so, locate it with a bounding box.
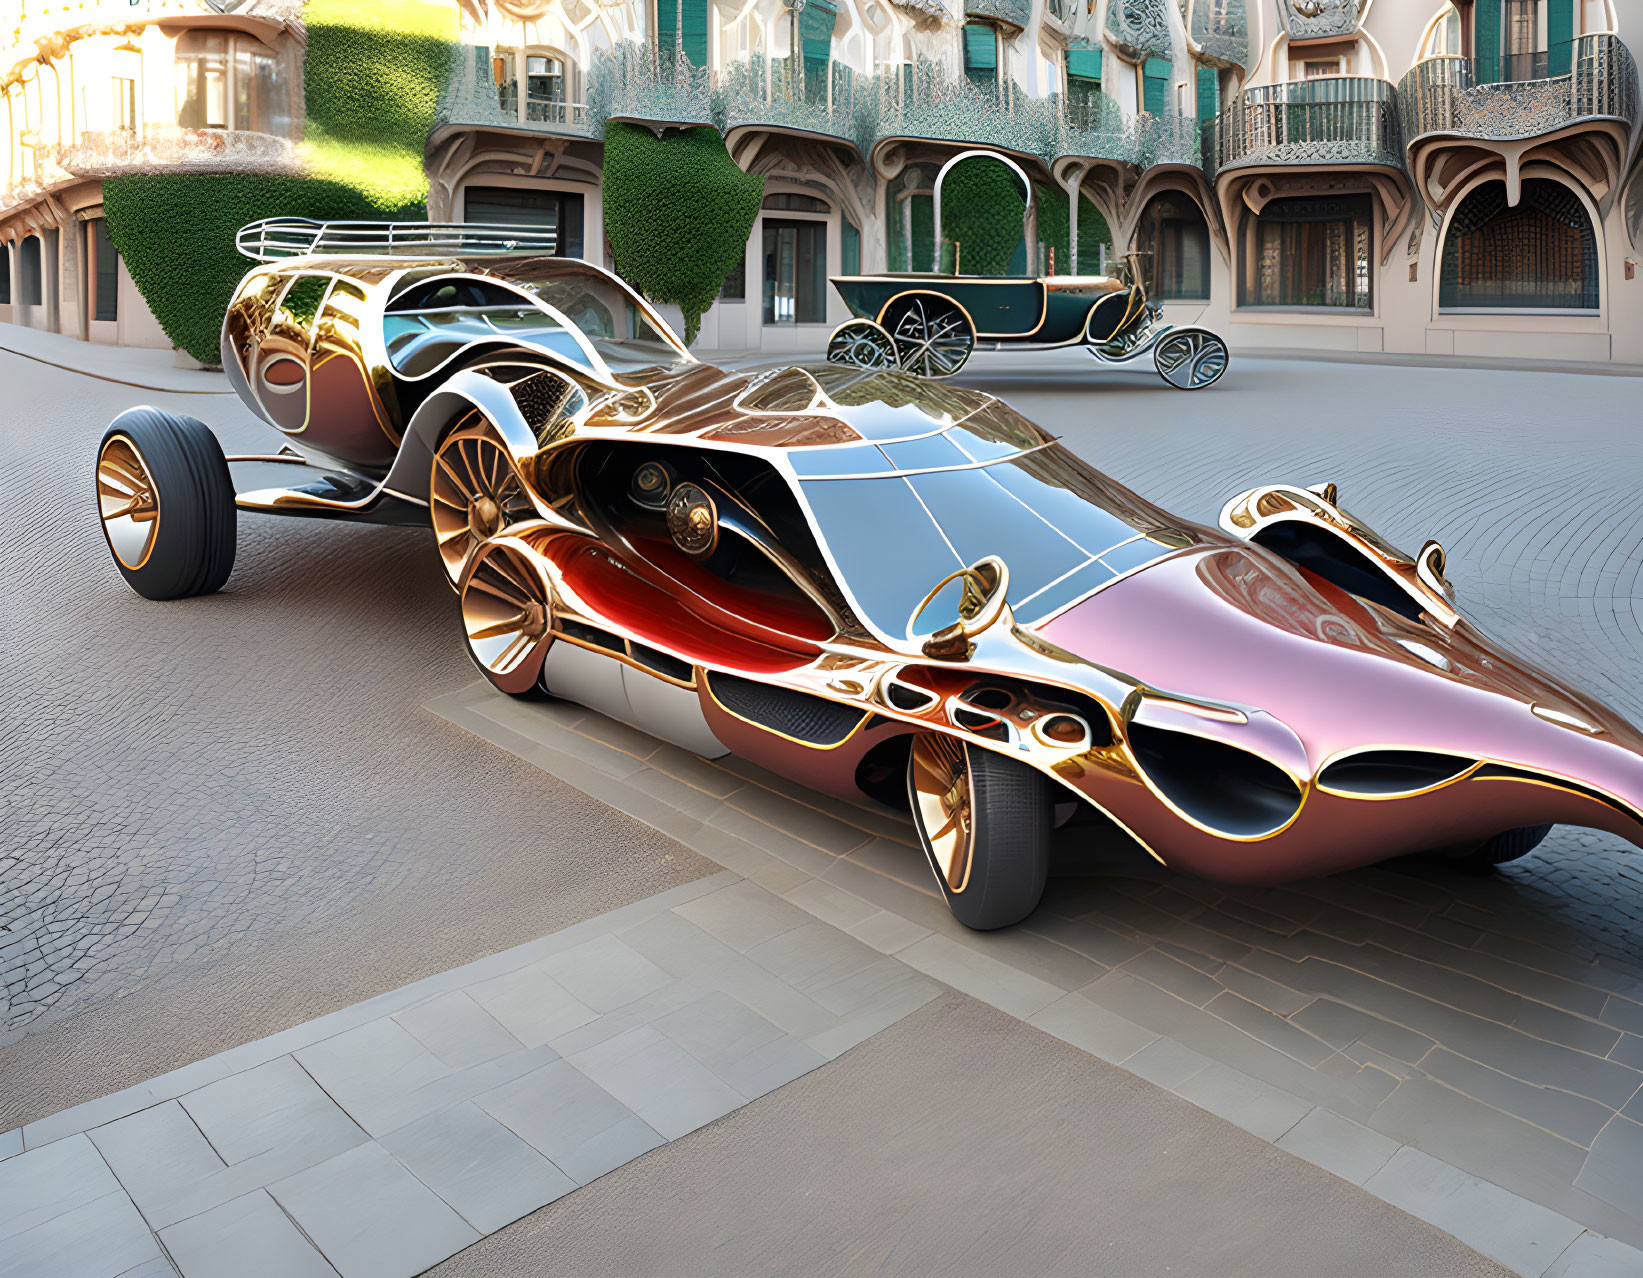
[1035,183,1113,274]
[103,0,456,365]
[940,156,1027,276]
[602,123,763,345]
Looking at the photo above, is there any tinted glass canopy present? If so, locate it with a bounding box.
[791,428,1186,638]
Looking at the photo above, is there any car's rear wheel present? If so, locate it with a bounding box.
[826,319,898,371]
[1438,824,1552,874]
[459,537,555,697]
[882,295,975,379]
[907,733,1050,930]
[96,408,235,601]
[429,411,535,585]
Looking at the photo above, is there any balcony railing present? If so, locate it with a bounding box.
[872,58,1059,160]
[1212,77,1403,175]
[439,47,598,138]
[1192,0,1251,73]
[42,126,295,175]
[719,56,868,149]
[1399,33,1639,146]
[587,42,716,130]
[498,83,590,130]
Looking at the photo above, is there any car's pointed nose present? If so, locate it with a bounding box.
[1037,545,1643,835]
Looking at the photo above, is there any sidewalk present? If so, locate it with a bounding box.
[0,324,231,395]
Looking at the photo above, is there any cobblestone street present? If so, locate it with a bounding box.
[3,335,1642,1275]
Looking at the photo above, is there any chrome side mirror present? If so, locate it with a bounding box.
[910,556,1011,660]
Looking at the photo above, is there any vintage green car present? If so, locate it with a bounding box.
[827,152,1229,389]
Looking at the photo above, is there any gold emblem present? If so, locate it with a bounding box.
[667,483,719,558]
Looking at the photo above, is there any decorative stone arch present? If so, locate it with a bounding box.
[1216,165,1412,267]
[1410,125,1632,220]
[1123,166,1226,263]
[424,128,603,224]
[1431,164,1606,318]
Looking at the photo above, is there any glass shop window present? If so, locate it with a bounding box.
[89,218,119,322]
[464,186,585,259]
[1136,193,1209,301]
[175,31,289,135]
[763,219,827,325]
[841,217,861,276]
[963,24,998,95]
[1240,194,1373,310]
[0,248,9,305]
[1439,178,1598,312]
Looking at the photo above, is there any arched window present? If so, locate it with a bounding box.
[1420,4,1462,58]
[20,234,41,306]
[1137,193,1210,300]
[1439,178,1598,312]
[1239,194,1372,309]
[174,30,289,136]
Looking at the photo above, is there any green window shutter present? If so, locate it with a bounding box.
[655,0,708,67]
[842,217,860,276]
[1548,0,1574,76]
[1473,0,1500,83]
[1065,46,1102,84]
[1196,66,1218,122]
[964,23,998,91]
[1142,57,1170,115]
[801,0,836,71]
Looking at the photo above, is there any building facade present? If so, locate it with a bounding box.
[0,0,304,346]
[5,0,1641,364]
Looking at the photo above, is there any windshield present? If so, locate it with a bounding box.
[504,260,692,373]
[791,428,1196,639]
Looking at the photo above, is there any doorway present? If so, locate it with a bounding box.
[762,219,826,325]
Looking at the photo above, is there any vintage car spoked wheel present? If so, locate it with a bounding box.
[907,734,1051,930]
[881,295,975,379]
[825,319,898,371]
[459,538,555,697]
[1153,328,1229,390]
[430,414,535,583]
[96,408,236,601]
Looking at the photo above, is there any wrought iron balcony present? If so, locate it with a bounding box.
[963,0,1030,31]
[585,42,716,131]
[1054,92,1140,165]
[873,58,1057,160]
[1399,34,1639,146]
[439,47,598,138]
[719,57,868,150]
[42,126,295,176]
[1211,77,1402,176]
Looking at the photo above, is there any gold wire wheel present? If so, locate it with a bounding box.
[909,733,975,893]
[459,539,555,697]
[97,433,161,570]
[885,296,974,379]
[430,415,535,584]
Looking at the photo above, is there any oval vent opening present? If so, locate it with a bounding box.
[1318,750,1474,798]
[707,670,867,746]
[1127,723,1303,838]
[1253,520,1422,623]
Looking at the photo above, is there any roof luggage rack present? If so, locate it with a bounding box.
[236,218,558,262]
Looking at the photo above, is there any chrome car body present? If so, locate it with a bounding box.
[95,219,1643,930]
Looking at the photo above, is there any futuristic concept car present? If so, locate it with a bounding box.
[95,219,1643,930]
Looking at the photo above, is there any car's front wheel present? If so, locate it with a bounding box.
[96,408,236,600]
[907,734,1050,930]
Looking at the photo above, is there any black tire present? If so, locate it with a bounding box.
[1441,824,1553,873]
[908,735,1051,930]
[96,407,236,601]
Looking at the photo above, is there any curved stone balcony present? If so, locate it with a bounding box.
[585,43,716,131]
[1398,33,1638,210]
[1210,77,1403,176]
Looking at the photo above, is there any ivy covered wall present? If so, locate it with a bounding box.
[601,122,763,345]
[103,0,457,365]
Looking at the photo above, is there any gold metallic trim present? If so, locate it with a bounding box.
[871,283,1049,340]
[910,732,974,893]
[97,433,160,571]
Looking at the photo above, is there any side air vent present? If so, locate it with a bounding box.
[1318,750,1474,798]
[1127,722,1303,838]
[559,618,624,653]
[629,641,694,685]
[1253,521,1422,623]
[707,670,868,746]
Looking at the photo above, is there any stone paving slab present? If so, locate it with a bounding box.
[428,679,1643,1277]
[0,875,940,1277]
